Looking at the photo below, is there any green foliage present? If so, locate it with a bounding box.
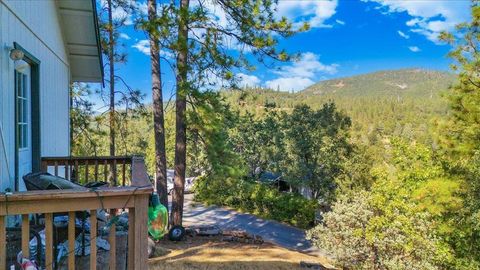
[195,102,360,228]
[194,176,317,229]
[307,191,451,270]
[439,1,480,158]
[71,83,102,156]
[72,0,146,157]
[70,82,147,158]
[302,69,454,99]
[308,139,468,269]
[229,103,356,201]
[187,91,246,179]
[141,0,306,96]
[228,108,287,176]
[282,103,353,201]
[335,144,375,196]
[222,69,453,169]
[437,1,480,265]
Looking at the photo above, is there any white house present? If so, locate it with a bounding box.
[0,0,103,192]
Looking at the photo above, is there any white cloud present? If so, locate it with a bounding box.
[364,0,470,43]
[193,0,338,30]
[132,40,150,55]
[276,0,338,29]
[397,30,409,39]
[119,33,131,40]
[112,8,132,25]
[237,73,260,88]
[188,0,338,54]
[408,46,421,52]
[265,77,315,92]
[132,39,174,59]
[275,52,338,78]
[265,52,338,92]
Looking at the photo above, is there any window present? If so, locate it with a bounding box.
[16,71,28,149]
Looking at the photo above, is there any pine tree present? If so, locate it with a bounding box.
[439,0,480,263]
[171,0,190,226]
[98,0,145,159]
[439,1,480,158]
[161,0,305,226]
[145,0,169,209]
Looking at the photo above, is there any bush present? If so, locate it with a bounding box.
[194,176,317,228]
[306,191,452,270]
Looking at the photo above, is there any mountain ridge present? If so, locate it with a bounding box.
[223,68,452,144]
[299,68,455,98]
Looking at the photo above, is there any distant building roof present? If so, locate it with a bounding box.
[259,172,282,183]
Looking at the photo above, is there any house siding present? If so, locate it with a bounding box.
[0,0,70,192]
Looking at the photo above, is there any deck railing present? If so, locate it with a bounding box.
[0,156,153,270]
[41,156,137,186]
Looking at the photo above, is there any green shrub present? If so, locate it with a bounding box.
[307,191,452,270]
[194,176,317,229]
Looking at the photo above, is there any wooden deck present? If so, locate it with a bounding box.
[0,156,153,270]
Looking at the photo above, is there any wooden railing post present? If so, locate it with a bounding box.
[74,160,79,183]
[0,215,5,269]
[54,161,59,176]
[65,160,70,180]
[133,194,149,270]
[122,160,126,186]
[68,212,76,270]
[131,156,151,187]
[127,208,135,270]
[113,159,118,186]
[85,160,89,183]
[41,160,48,172]
[109,209,116,270]
[90,210,97,270]
[45,213,53,270]
[94,160,99,181]
[22,214,30,259]
[104,160,108,182]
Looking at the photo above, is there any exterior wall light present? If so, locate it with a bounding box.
[9,48,24,61]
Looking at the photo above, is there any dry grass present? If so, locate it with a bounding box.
[148,236,334,270]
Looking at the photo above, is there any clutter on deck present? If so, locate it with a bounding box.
[1,156,153,270]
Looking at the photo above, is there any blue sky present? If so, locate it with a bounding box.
[99,0,471,103]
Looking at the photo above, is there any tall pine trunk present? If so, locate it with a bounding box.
[107,0,115,158]
[148,0,168,208]
[171,0,189,226]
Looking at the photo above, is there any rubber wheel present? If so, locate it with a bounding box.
[168,225,185,241]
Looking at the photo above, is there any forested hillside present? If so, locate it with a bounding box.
[223,69,454,150]
[302,68,454,98]
[73,68,454,171]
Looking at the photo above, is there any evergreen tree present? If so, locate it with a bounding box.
[98,0,145,159]
[142,0,169,209]
[439,1,480,264]
[146,0,305,226]
[439,0,480,158]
